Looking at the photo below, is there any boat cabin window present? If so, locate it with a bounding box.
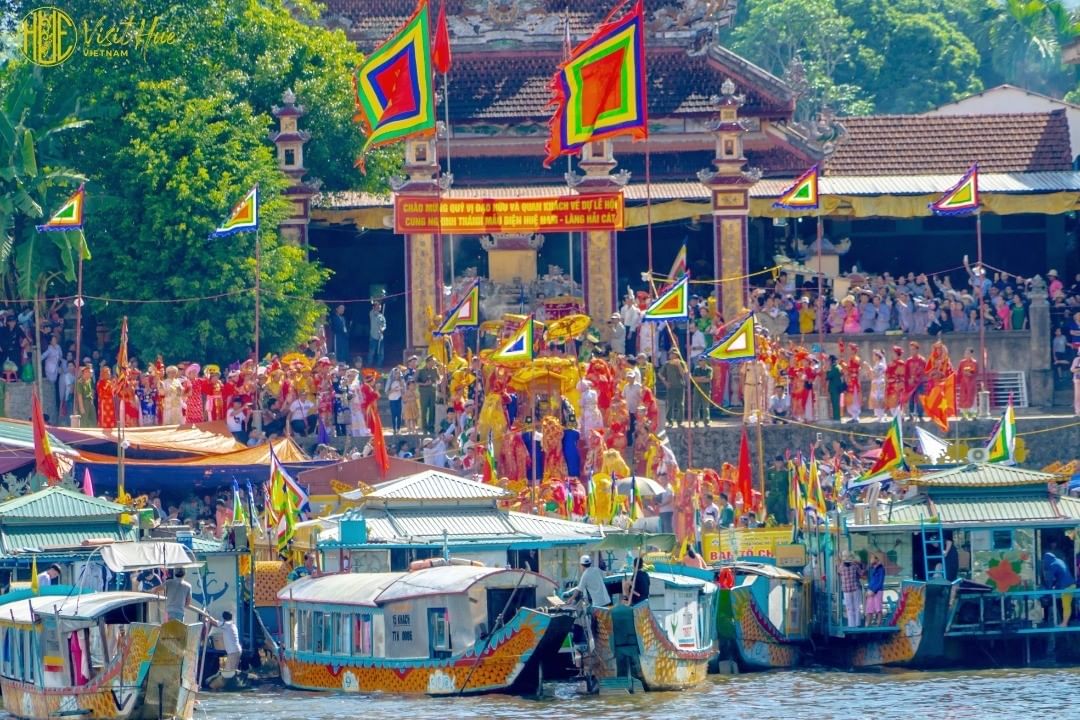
[507,549,538,573]
[428,608,450,658]
[312,611,335,654]
[295,609,311,652]
[390,548,439,572]
[0,627,38,684]
[992,530,1013,550]
[352,614,372,656]
[486,587,536,632]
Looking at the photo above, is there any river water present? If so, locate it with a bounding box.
[191,667,1080,720]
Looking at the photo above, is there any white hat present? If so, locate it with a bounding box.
[579,554,592,566]
[1049,269,1059,277]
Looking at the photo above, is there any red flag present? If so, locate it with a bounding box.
[432,1,452,75]
[367,405,391,478]
[737,426,754,515]
[32,389,61,485]
[924,373,957,433]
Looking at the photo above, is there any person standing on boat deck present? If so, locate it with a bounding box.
[567,554,611,607]
[865,554,886,626]
[839,551,865,628]
[161,568,193,622]
[216,611,242,673]
[1042,550,1076,627]
[628,557,651,605]
[37,564,60,587]
[288,553,320,582]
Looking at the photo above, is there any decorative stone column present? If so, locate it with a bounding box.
[270,89,318,245]
[1027,274,1053,407]
[698,80,761,322]
[395,137,451,349]
[567,139,629,324]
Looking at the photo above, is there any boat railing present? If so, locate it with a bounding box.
[947,588,1080,636]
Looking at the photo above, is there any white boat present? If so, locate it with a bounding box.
[0,588,200,720]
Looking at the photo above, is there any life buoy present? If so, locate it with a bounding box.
[717,567,735,589]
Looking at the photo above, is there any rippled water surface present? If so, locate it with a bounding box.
[186,667,1080,720]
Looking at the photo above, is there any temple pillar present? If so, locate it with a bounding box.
[1027,274,1053,407]
[568,140,629,323]
[396,137,450,349]
[699,80,761,322]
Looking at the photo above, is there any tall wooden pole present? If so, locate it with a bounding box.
[253,228,262,430]
[976,211,987,404]
[74,235,84,369]
[816,215,824,349]
[755,415,766,521]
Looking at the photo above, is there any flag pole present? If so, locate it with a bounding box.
[976,209,986,404]
[254,226,262,429]
[443,70,455,287]
[75,233,84,374]
[685,319,692,468]
[816,213,823,349]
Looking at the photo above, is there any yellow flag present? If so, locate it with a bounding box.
[30,555,39,595]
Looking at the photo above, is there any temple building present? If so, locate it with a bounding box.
[308,0,1080,359]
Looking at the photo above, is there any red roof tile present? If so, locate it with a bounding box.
[445,48,790,123]
[824,110,1073,175]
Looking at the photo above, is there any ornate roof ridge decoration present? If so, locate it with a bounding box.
[333,0,739,49]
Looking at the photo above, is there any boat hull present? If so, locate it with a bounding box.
[725,586,803,670]
[278,608,571,696]
[0,620,200,720]
[591,604,714,692]
[848,581,950,668]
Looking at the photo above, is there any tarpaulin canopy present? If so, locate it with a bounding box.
[0,419,79,476]
[99,541,200,572]
[50,421,246,459]
[73,438,329,494]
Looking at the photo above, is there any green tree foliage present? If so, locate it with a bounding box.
[20,0,393,360]
[728,0,1079,117]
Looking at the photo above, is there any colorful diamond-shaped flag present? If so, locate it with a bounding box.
[930,164,979,216]
[703,315,756,363]
[490,318,534,363]
[212,185,259,237]
[773,165,819,211]
[543,0,648,168]
[36,184,85,232]
[434,283,480,335]
[642,274,688,322]
[353,0,436,171]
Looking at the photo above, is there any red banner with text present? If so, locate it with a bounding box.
[394,194,625,234]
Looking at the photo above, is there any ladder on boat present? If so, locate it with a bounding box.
[920,518,946,581]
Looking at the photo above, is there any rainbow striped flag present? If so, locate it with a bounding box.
[543,0,648,167]
[353,0,436,170]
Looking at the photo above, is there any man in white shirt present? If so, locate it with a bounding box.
[567,554,611,607]
[216,610,242,673]
[37,564,60,587]
[225,399,250,444]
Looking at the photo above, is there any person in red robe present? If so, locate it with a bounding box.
[904,341,928,421]
[204,366,226,421]
[183,363,205,424]
[118,367,139,427]
[97,367,116,429]
[843,343,863,422]
[925,338,953,386]
[885,345,905,414]
[789,349,811,421]
[957,347,978,420]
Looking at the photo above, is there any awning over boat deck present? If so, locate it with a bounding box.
[52,420,246,458]
[279,566,530,607]
[99,541,200,573]
[0,591,162,627]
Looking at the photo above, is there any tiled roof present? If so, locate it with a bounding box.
[443,48,789,123]
[878,495,1069,525]
[362,470,511,502]
[0,524,134,557]
[0,486,126,521]
[824,111,1072,175]
[911,463,1061,488]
